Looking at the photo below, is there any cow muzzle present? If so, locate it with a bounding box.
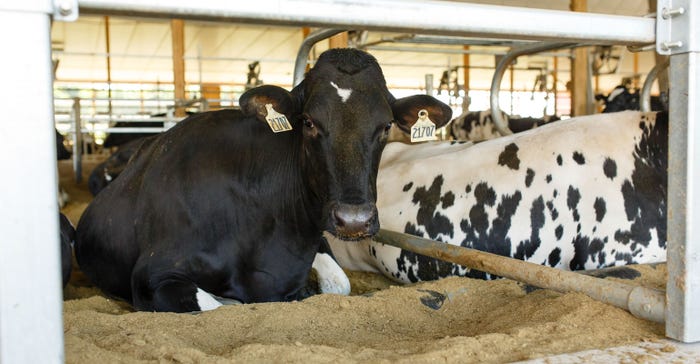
[330,203,379,240]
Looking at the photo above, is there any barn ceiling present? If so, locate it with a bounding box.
[50,0,658,93]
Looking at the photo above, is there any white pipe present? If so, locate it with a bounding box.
[490,42,576,135]
[641,58,670,112]
[293,28,344,87]
[78,0,655,45]
[0,7,64,363]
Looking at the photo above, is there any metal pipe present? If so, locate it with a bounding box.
[72,97,83,183]
[641,58,670,111]
[425,74,434,95]
[365,45,573,58]
[0,8,64,362]
[490,42,576,135]
[54,50,296,63]
[374,229,666,323]
[293,28,344,87]
[78,0,655,45]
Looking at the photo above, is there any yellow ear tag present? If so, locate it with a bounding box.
[265,104,293,133]
[410,109,438,143]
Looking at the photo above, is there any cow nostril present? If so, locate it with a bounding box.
[332,203,377,237]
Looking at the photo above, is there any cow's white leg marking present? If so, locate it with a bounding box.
[330,81,352,103]
[195,288,223,311]
[312,252,351,295]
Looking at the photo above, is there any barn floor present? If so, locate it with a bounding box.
[59,159,680,363]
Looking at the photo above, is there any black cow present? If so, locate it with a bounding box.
[74,48,452,313]
[56,129,71,160]
[60,213,75,287]
[102,112,196,148]
[87,136,155,196]
[101,120,163,148]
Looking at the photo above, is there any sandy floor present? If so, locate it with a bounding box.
[59,159,667,363]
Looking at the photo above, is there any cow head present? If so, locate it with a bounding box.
[297,49,452,240]
[240,49,451,240]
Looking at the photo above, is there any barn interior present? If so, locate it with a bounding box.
[4,0,700,362]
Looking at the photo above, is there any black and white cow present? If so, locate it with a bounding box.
[56,129,71,207]
[596,85,666,113]
[87,136,155,196]
[330,111,667,283]
[449,110,560,142]
[60,212,75,287]
[102,120,163,148]
[56,129,71,160]
[74,48,452,312]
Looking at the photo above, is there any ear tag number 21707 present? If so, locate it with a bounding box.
[265,104,293,133]
[410,109,437,143]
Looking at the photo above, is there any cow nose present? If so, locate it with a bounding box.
[332,203,378,239]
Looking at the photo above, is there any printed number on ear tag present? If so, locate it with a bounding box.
[265,104,292,133]
[411,109,437,143]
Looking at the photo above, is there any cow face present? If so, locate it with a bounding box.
[294,49,452,240]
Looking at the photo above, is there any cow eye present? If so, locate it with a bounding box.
[384,121,394,131]
[302,115,314,128]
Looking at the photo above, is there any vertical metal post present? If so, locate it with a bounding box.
[0,3,65,363]
[72,97,82,183]
[662,0,700,343]
[667,53,700,343]
[425,74,434,95]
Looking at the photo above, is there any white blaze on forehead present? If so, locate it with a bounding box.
[330,81,353,103]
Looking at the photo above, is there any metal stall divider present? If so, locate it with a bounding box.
[8,1,699,362]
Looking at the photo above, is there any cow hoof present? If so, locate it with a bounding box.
[195,288,228,311]
[312,252,351,295]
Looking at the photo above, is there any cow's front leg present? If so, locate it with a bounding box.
[312,238,351,295]
[131,262,230,312]
[132,277,226,313]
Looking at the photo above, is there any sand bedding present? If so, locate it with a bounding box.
[59,159,666,363]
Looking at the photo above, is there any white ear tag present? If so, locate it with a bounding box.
[264,104,292,133]
[410,109,438,143]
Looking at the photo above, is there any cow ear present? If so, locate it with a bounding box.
[391,95,453,133]
[239,85,297,122]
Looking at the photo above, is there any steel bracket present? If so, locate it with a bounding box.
[657,0,698,55]
[53,0,78,21]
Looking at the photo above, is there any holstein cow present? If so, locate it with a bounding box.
[56,129,71,207]
[56,129,71,160]
[329,111,666,283]
[596,85,666,113]
[449,110,560,142]
[75,48,452,312]
[87,136,155,196]
[60,212,75,287]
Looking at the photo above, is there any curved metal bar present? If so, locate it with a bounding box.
[640,58,670,112]
[489,42,576,135]
[293,28,345,87]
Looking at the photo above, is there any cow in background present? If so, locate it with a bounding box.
[329,111,667,283]
[56,129,71,160]
[596,84,666,113]
[75,48,452,312]
[449,110,560,142]
[88,136,155,196]
[56,129,71,208]
[60,212,75,287]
